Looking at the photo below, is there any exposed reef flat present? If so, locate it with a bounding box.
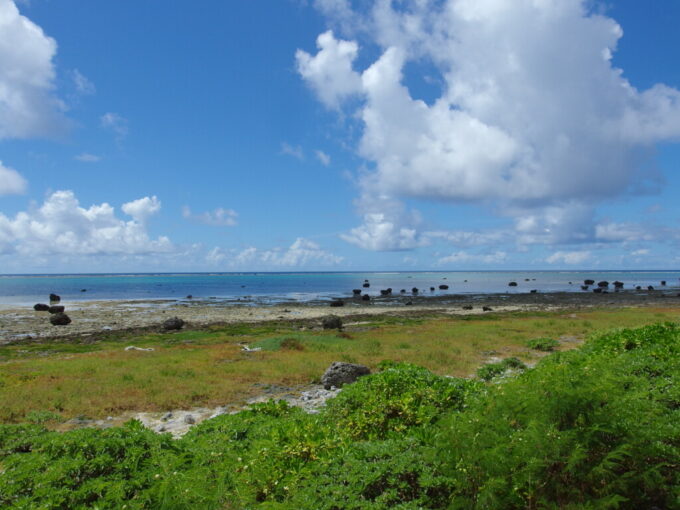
[2,289,680,344]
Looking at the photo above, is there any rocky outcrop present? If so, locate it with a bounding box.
[597,281,609,288]
[49,293,61,303]
[33,303,49,311]
[329,300,344,307]
[50,312,71,326]
[162,317,185,331]
[48,305,65,314]
[508,282,518,287]
[584,279,595,286]
[322,315,343,330]
[321,361,370,390]
[439,284,449,290]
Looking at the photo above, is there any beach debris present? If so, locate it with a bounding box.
[162,317,185,331]
[508,282,518,287]
[184,414,195,424]
[240,344,262,352]
[33,303,49,311]
[50,312,71,326]
[125,346,155,352]
[361,294,370,301]
[322,315,343,330]
[584,279,595,285]
[329,299,345,307]
[48,305,65,314]
[49,293,61,303]
[321,361,370,390]
[439,284,449,290]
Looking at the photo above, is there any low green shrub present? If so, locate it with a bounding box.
[0,323,678,509]
[323,361,484,440]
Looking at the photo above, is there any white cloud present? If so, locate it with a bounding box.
[438,250,507,265]
[301,0,680,251]
[206,238,343,268]
[71,69,95,95]
[546,251,591,265]
[101,112,128,141]
[74,153,101,163]
[296,30,363,109]
[0,160,27,195]
[0,190,171,256]
[0,0,68,139]
[340,194,424,250]
[182,206,238,227]
[121,196,161,224]
[315,149,331,166]
[280,142,304,160]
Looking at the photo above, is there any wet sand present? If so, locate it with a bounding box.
[2,289,680,344]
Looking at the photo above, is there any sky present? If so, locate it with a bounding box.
[1,0,680,273]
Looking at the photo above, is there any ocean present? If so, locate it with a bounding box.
[0,271,678,306]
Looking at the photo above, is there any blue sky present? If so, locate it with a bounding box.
[0,0,679,273]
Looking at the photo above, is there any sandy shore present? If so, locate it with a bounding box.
[2,288,680,344]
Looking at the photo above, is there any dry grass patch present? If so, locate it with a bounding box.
[0,306,678,423]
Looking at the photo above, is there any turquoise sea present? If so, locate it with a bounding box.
[0,271,678,306]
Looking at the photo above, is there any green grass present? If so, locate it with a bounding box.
[0,321,678,509]
[0,306,678,423]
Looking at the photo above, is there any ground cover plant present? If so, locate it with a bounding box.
[0,319,678,508]
[1,306,677,422]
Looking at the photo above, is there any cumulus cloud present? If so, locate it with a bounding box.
[299,0,680,251]
[0,0,68,139]
[438,250,507,265]
[315,150,331,166]
[206,238,343,268]
[340,194,424,250]
[0,160,27,195]
[121,196,161,224]
[0,190,171,256]
[546,251,591,265]
[182,206,238,227]
[74,153,101,163]
[296,30,362,109]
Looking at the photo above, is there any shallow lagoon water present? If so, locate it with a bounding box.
[0,270,678,306]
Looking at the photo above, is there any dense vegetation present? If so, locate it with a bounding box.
[1,322,679,509]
